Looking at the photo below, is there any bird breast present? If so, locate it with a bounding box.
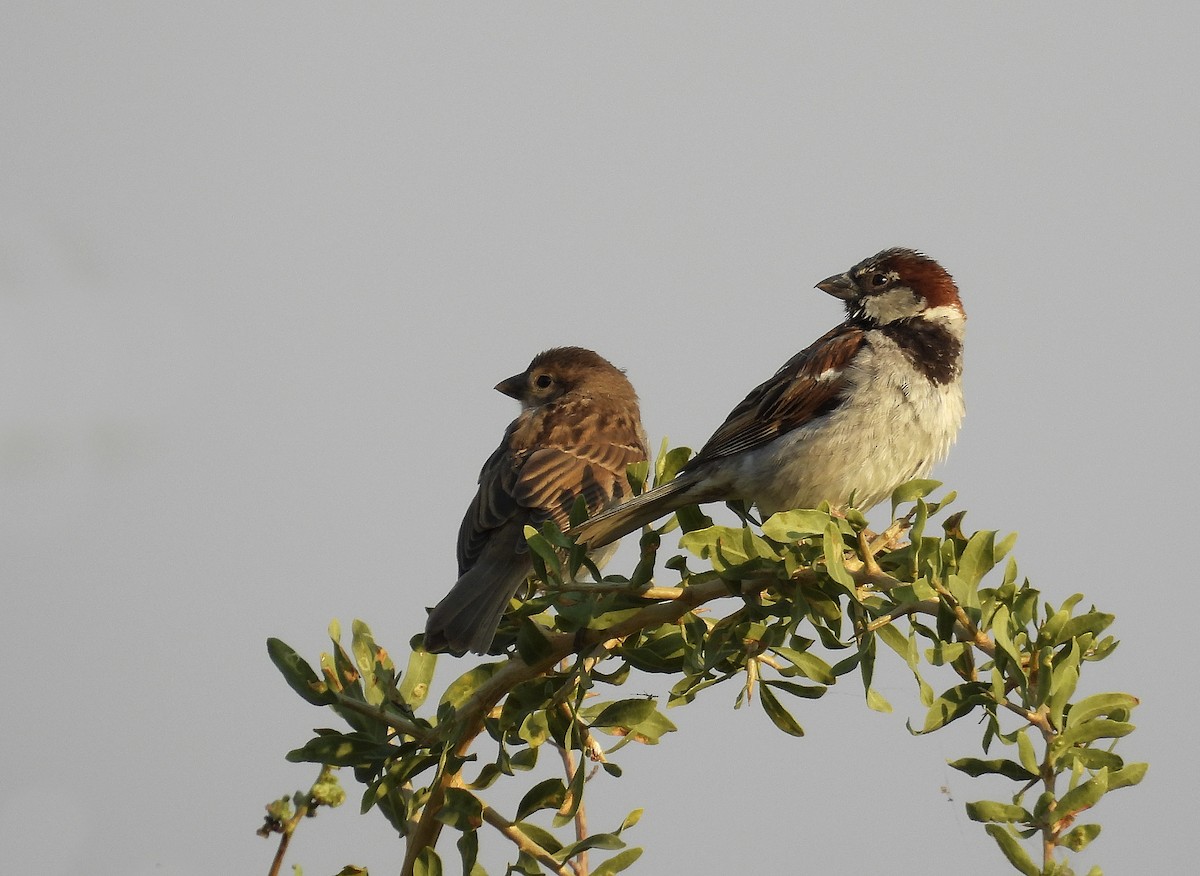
[730,330,965,517]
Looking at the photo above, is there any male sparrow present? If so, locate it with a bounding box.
[424,347,649,656]
[574,248,965,548]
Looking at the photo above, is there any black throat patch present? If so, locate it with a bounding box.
[877,319,963,385]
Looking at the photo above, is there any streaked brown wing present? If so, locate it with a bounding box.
[511,438,647,532]
[686,324,865,466]
[456,426,646,575]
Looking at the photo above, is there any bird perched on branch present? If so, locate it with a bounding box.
[573,248,965,549]
[424,347,649,656]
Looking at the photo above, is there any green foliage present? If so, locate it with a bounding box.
[263,460,1144,876]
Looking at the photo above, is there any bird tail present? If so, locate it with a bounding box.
[571,476,697,549]
[424,558,530,656]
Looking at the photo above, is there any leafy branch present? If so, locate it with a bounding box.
[257,764,347,876]
[261,469,1145,876]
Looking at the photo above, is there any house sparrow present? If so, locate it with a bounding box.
[574,248,965,548]
[424,347,649,656]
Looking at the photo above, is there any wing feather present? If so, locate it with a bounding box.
[686,325,865,467]
[456,423,646,574]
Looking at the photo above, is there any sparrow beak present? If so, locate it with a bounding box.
[494,373,525,399]
[816,273,856,301]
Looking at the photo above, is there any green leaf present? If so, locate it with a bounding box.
[583,699,677,744]
[983,824,1039,876]
[285,733,396,767]
[1047,645,1081,727]
[617,808,643,833]
[510,747,539,771]
[911,683,988,734]
[351,621,394,707]
[957,530,997,587]
[1040,608,1070,646]
[875,622,915,669]
[758,683,805,736]
[654,443,692,486]
[1055,768,1108,818]
[674,503,713,534]
[1060,823,1101,852]
[555,832,626,863]
[553,760,587,827]
[456,829,479,874]
[891,479,942,516]
[1057,611,1114,644]
[625,459,649,493]
[440,663,502,710]
[514,821,564,854]
[592,847,644,876]
[1033,645,1055,707]
[822,522,856,591]
[1107,762,1148,791]
[1054,719,1135,752]
[1016,729,1038,776]
[413,848,442,876]
[267,638,335,706]
[771,647,836,684]
[926,641,967,665]
[949,758,1037,782]
[437,788,484,831]
[515,778,567,822]
[762,679,826,700]
[398,647,436,709]
[1067,692,1139,726]
[515,619,555,664]
[945,573,980,620]
[865,688,892,713]
[585,698,659,729]
[966,800,1033,824]
[761,509,832,542]
[524,525,562,579]
[518,710,550,748]
[989,605,1028,694]
[678,525,779,572]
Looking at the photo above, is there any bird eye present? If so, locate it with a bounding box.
[534,374,553,389]
[872,273,888,287]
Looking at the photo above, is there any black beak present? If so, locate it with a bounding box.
[816,273,856,301]
[494,373,525,399]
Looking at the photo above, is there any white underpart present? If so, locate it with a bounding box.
[708,312,965,516]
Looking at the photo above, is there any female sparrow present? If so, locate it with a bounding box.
[424,347,649,655]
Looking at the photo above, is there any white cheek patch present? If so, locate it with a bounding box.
[863,286,922,324]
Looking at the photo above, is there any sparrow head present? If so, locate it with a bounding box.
[817,248,962,326]
[495,346,638,410]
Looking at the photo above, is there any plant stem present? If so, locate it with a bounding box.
[557,741,589,876]
[480,804,574,876]
[265,765,336,876]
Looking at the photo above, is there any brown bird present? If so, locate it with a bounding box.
[424,347,649,656]
[573,248,965,549]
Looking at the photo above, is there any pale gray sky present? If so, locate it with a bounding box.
[3,5,1196,874]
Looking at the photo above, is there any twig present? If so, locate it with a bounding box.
[404,535,1023,872]
[557,741,588,876]
[332,694,431,742]
[554,581,688,601]
[480,804,574,876]
[401,575,749,874]
[261,765,337,876]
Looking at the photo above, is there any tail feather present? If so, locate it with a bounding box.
[571,477,697,549]
[424,555,530,656]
